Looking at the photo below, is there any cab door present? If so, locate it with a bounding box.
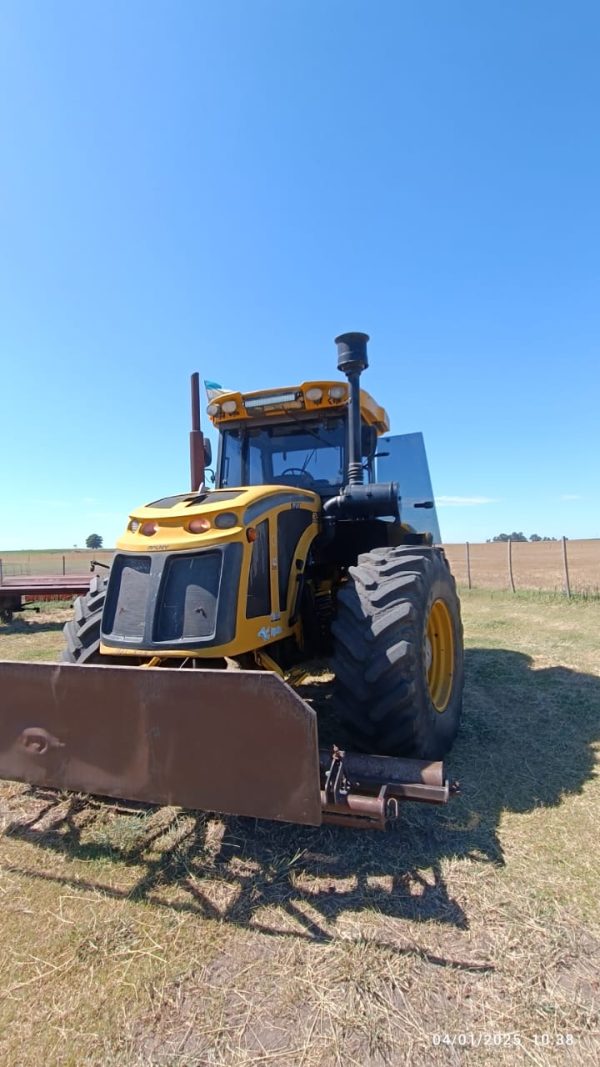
[376,432,442,543]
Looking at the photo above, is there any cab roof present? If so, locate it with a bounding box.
[207,380,389,434]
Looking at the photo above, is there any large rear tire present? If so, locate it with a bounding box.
[62,575,108,664]
[331,546,464,759]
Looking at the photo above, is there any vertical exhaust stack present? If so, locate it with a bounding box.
[324,331,399,521]
[189,372,205,491]
[335,332,369,486]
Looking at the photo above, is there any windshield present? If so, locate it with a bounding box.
[219,418,346,491]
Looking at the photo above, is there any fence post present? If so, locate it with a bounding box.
[561,536,571,597]
[507,538,516,592]
[465,542,472,589]
[0,559,3,586]
[62,555,66,575]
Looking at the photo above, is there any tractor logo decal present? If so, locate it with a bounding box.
[258,625,282,641]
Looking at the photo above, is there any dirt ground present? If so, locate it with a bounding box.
[0,592,599,1065]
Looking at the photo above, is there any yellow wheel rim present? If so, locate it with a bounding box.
[425,599,454,712]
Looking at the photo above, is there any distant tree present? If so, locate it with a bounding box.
[85,533,103,550]
[489,532,527,543]
[488,532,559,543]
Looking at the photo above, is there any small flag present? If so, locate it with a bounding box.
[204,379,229,402]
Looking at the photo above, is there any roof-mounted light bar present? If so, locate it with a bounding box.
[244,391,303,410]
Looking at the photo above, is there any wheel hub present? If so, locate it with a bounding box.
[426,598,454,712]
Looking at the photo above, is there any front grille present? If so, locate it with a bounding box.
[154,551,222,641]
[102,546,238,650]
[103,556,151,640]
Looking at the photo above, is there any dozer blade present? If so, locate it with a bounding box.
[0,661,322,826]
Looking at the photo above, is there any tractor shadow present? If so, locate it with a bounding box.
[3,648,599,949]
[0,617,67,635]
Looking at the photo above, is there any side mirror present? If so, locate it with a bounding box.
[203,435,212,467]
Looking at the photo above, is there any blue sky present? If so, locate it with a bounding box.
[1,0,598,549]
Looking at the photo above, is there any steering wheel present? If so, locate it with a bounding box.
[279,467,316,487]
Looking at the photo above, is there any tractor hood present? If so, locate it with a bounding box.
[117,485,320,554]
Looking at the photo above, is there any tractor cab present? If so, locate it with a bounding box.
[208,379,389,498]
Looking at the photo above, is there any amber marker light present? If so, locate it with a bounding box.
[140,521,158,536]
[189,517,211,533]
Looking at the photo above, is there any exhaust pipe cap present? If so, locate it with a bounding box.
[335,332,369,375]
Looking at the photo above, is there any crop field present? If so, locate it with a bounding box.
[0,591,599,1065]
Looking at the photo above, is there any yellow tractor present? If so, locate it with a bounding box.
[0,333,463,829]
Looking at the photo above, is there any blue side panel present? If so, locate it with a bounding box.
[376,432,442,543]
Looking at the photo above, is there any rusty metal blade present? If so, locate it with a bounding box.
[0,661,322,826]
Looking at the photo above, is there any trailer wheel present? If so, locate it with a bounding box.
[62,575,110,664]
[331,546,464,759]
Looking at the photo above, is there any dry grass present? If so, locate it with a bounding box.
[0,591,599,1065]
[0,602,73,660]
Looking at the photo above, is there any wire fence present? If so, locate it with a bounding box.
[0,550,114,581]
[443,538,600,596]
[1,541,599,597]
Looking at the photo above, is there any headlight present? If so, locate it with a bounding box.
[129,519,140,533]
[221,400,237,415]
[140,522,158,536]
[305,387,323,402]
[207,403,221,416]
[328,384,347,400]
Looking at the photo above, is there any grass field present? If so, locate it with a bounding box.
[0,591,599,1065]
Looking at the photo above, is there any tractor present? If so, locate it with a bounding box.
[0,333,463,829]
